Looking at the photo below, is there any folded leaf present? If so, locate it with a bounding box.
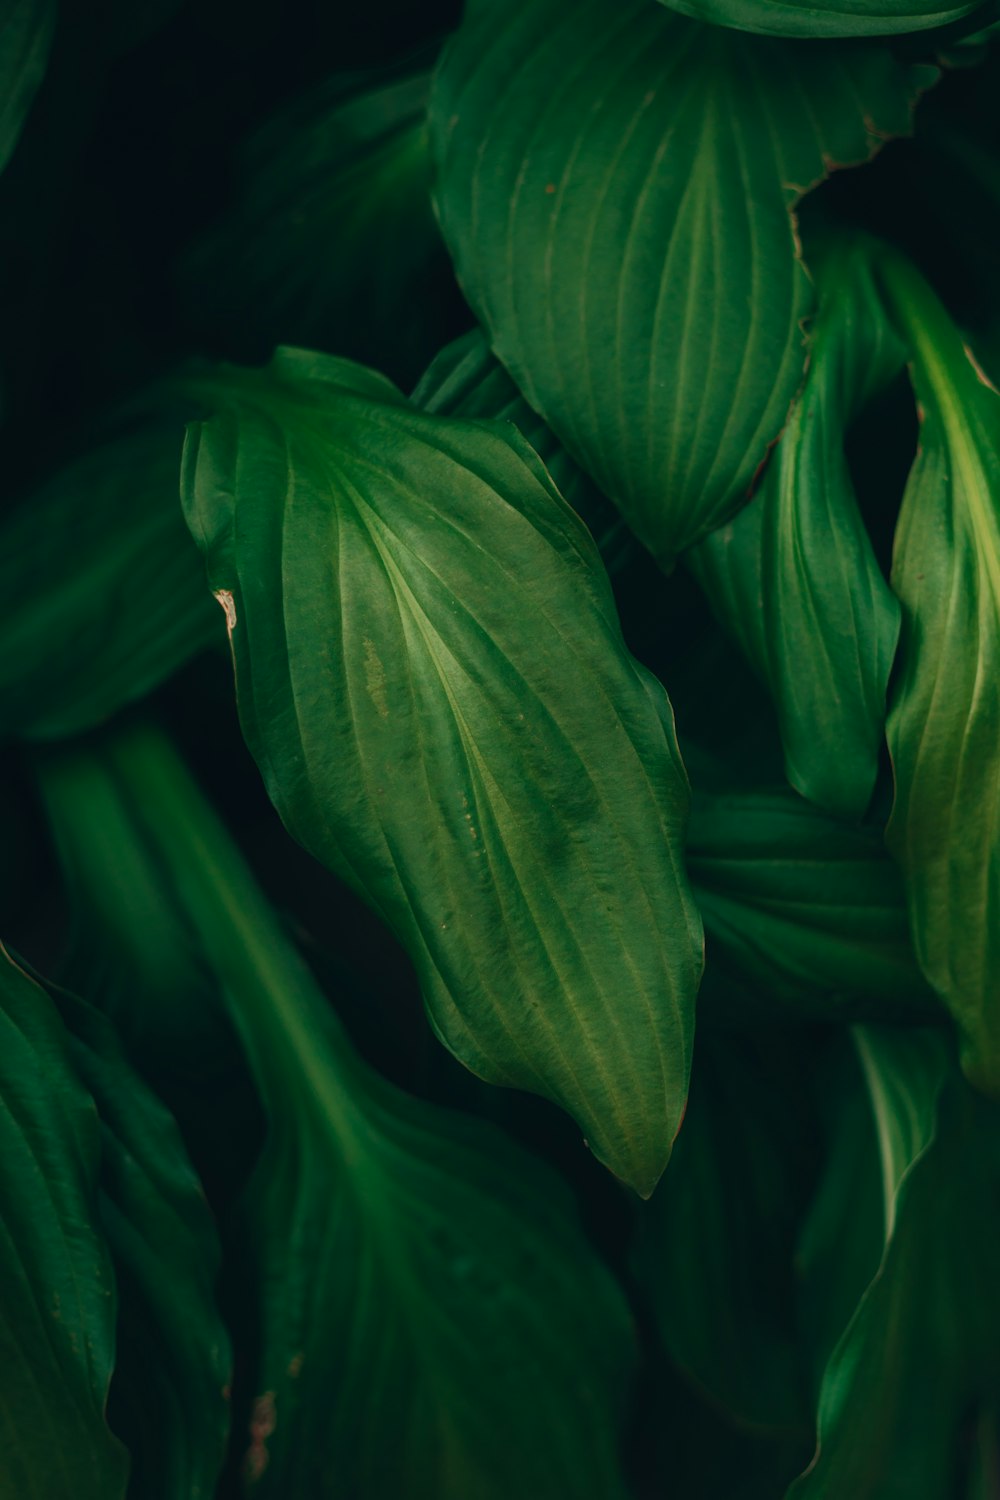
[687,781,937,1018]
[99,722,637,1499]
[0,946,129,1500]
[0,417,217,741]
[653,0,989,37]
[184,66,465,388]
[0,0,55,175]
[413,328,637,575]
[182,347,703,1194]
[791,1027,1000,1498]
[429,0,933,568]
[878,251,1000,1094]
[687,238,904,818]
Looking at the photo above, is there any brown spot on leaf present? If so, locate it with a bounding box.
[243,1392,277,1484]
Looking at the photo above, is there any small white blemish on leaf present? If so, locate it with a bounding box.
[214,589,237,635]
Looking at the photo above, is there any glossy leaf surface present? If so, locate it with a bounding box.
[430,0,933,567]
[654,0,989,37]
[687,781,936,1018]
[182,348,703,1194]
[103,723,637,1500]
[687,239,904,817]
[792,1027,1000,1497]
[879,252,1000,1094]
[0,947,129,1500]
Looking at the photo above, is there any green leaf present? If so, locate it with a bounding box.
[0,946,129,1500]
[653,0,989,38]
[877,251,1000,1095]
[101,722,638,1500]
[0,0,55,176]
[43,975,232,1500]
[687,780,937,1019]
[184,66,466,389]
[429,0,934,568]
[0,415,218,742]
[182,347,703,1195]
[632,1030,818,1439]
[686,237,904,818]
[413,328,638,576]
[790,1027,1000,1497]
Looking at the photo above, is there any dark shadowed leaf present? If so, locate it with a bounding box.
[687,780,938,1019]
[791,1027,1000,1497]
[181,347,703,1195]
[653,0,989,37]
[687,237,904,818]
[878,250,1000,1096]
[101,722,637,1500]
[0,0,55,175]
[0,945,129,1500]
[429,0,933,568]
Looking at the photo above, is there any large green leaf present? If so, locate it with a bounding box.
[184,66,466,389]
[687,780,937,1019]
[0,0,55,176]
[653,0,989,37]
[41,973,232,1500]
[182,347,703,1195]
[0,415,217,741]
[632,1030,818,1441]
[98,722,637,1500]
[0,945,129,1500]
[687,237,904,818]
[790,1027,1000,1497]
[429,0,933,568]
[878,250,1000,1095]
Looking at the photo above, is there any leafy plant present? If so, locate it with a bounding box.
[2,0,1000,1495]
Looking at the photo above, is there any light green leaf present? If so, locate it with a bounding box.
[99,722,637,1499]
[687,780,937,1018]
[42,973,232,1500]
[0,0,55,176]
[185,66,465,388]
[0,945,129,1500]
[182,347,703,1195]
[653,0,989,38]
[413,328,638,575]
[790,1027,1000,1498]
[0,417,218,741]
[687,237,904,818]
[878,250,1000,1095]
[429,0,934,568]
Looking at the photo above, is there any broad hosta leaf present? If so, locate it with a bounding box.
[413,328,637,576]
[687,781,937,1018]
[791,1027,1000,1497]
[104,723,637,1500]
[0,416,217,741]
[878,251,1000,1095]
[687,238,904,818]
[632,1030,817,1441]
[0,0,55,175]
[429,0,933,568]
[42,974,232,1500]
[185,67,466,388]
[182,347,703,1195]
[0,946,129,1500]
[654,0,989,37]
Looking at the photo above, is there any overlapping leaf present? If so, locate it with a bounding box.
[687,780,937,1018]
[878,251,1000,1094]
[429,0,933,568]
[95,723,637,1500]
[182,347,703,1194]
[653,0,989,37]
[792,1027,1000,1497]
[0,0,55,176]
[0,946,129,1500]
[687,238,904,818]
